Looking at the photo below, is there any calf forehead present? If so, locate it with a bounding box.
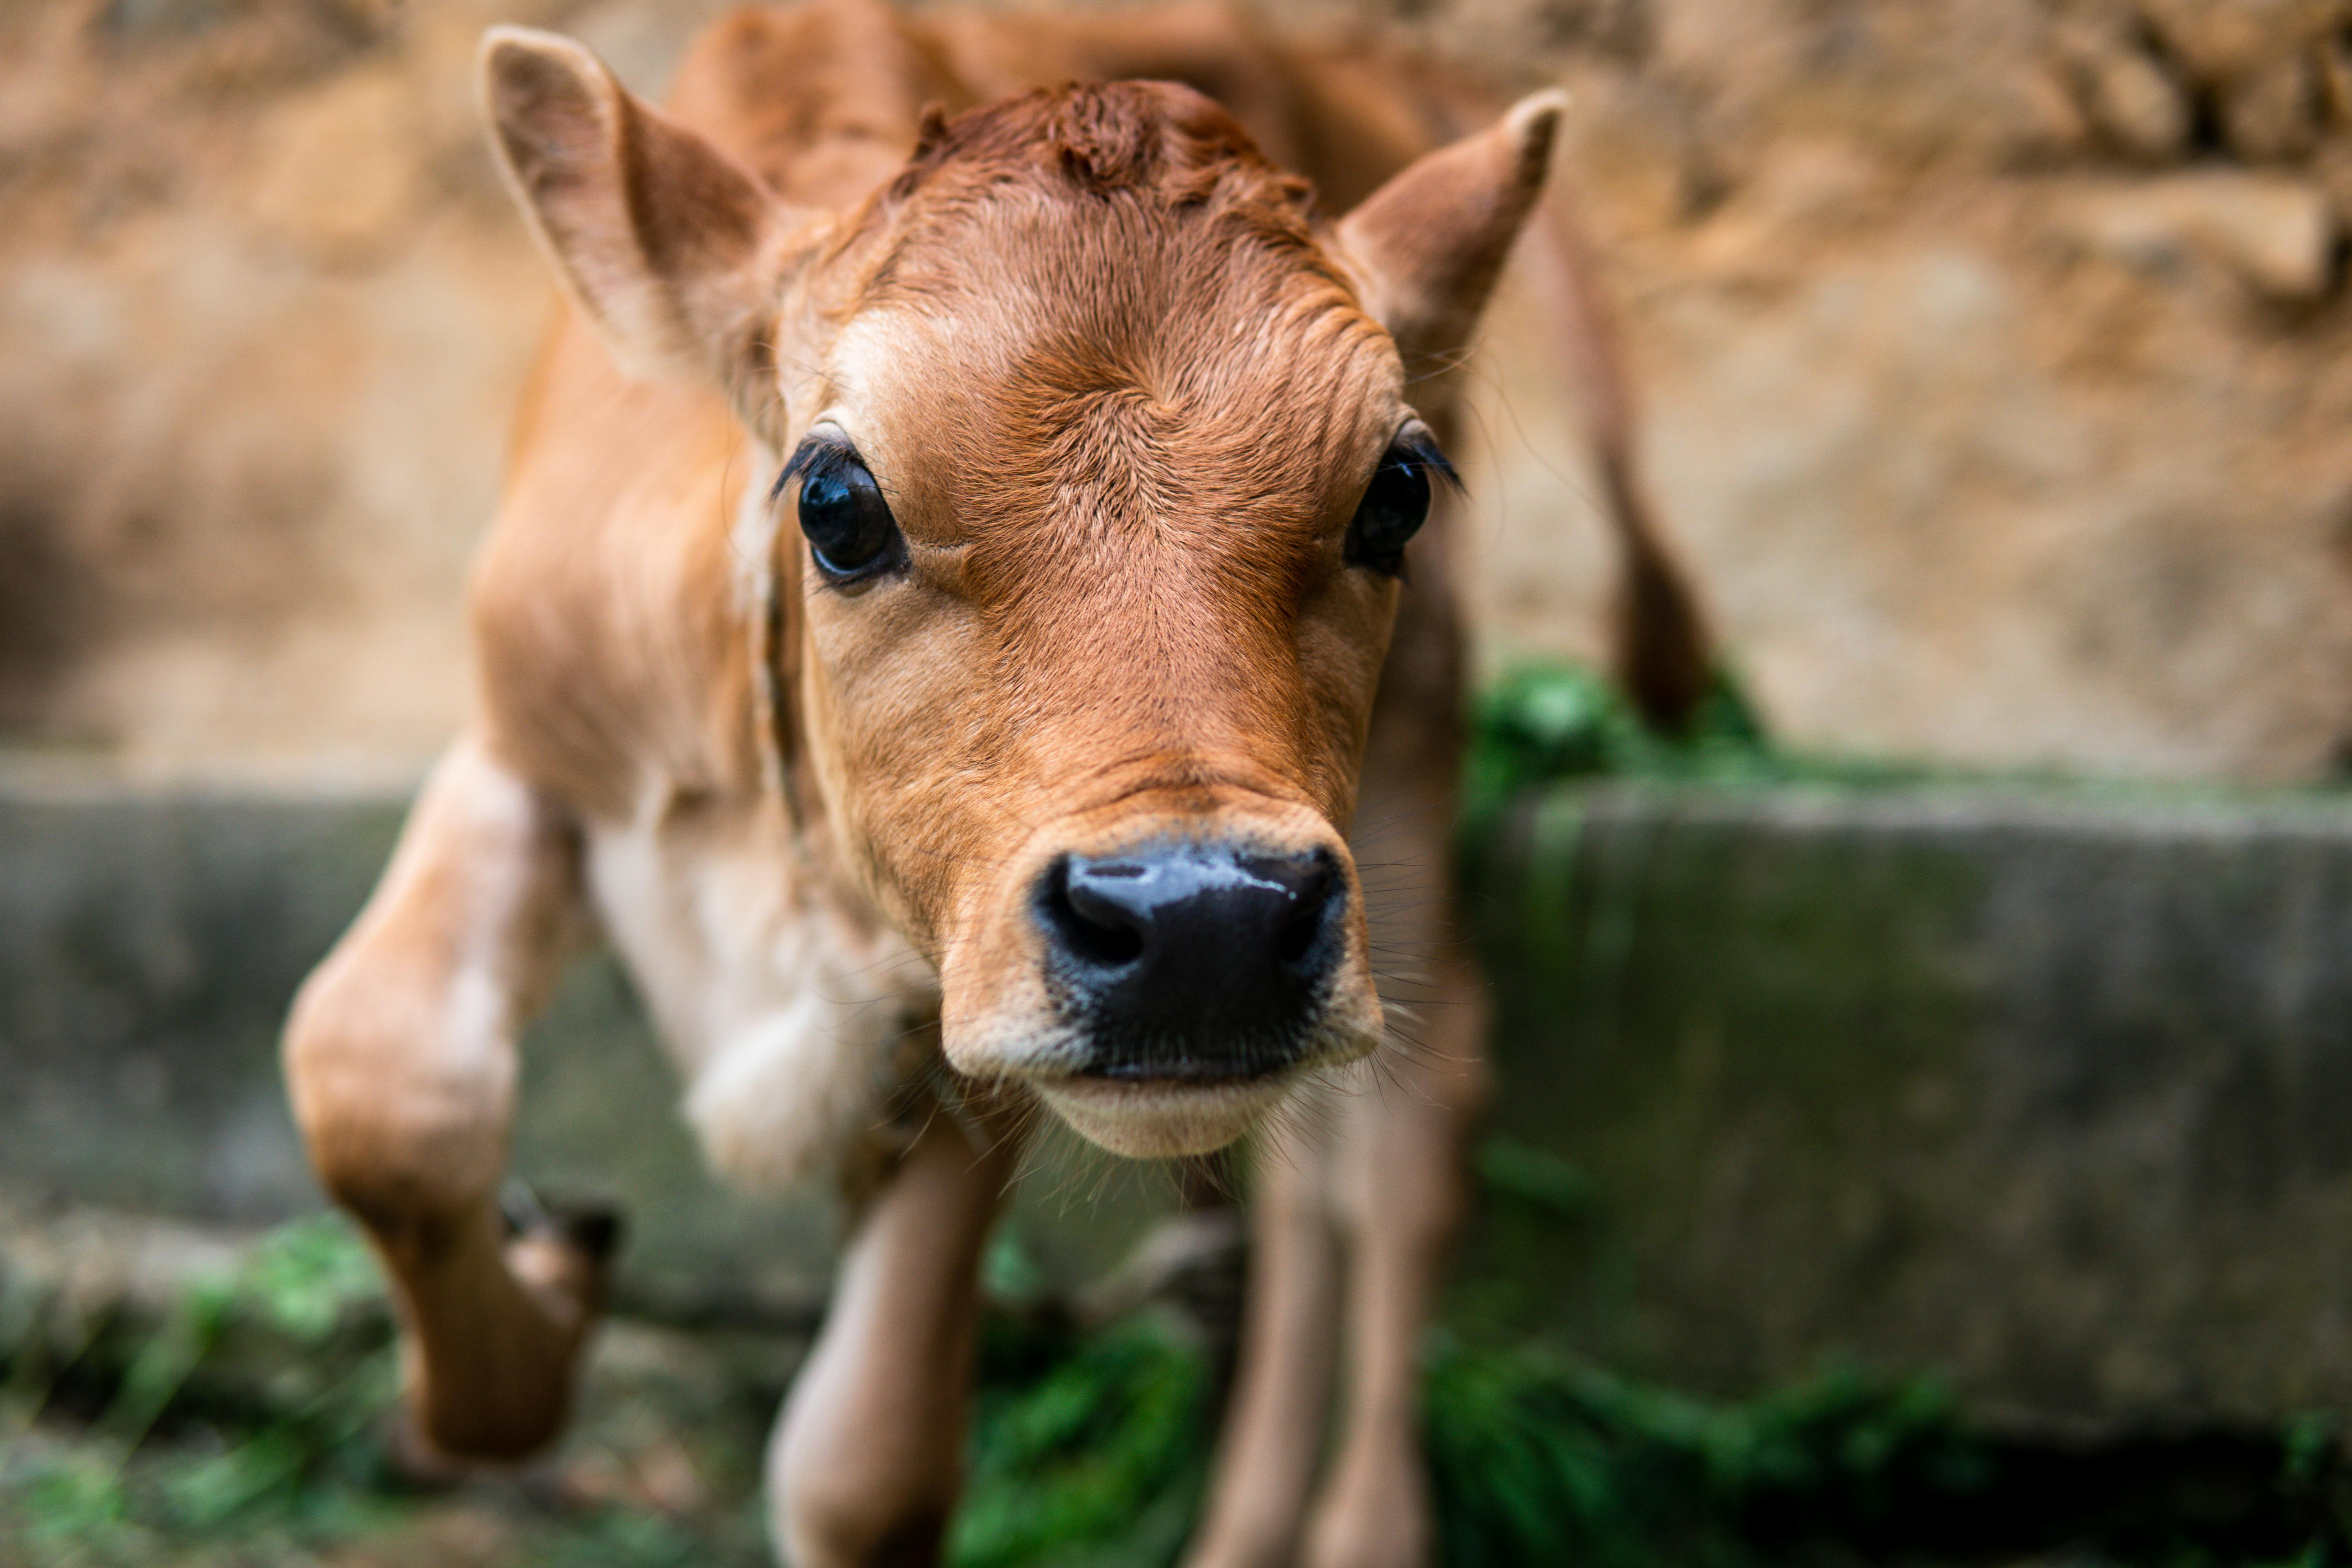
[826,218,1402,543]
[873,190,1387,394]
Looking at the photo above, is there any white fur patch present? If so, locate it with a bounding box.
[586,789,936,1195]
[681,942,929,1192]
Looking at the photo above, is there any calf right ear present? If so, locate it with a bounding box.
[1336,89,1567,372]
[479,27,791,397]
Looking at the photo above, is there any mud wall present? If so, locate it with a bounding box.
[2,0,2350,778]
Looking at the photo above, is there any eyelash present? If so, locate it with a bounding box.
[1396,432,1460,492]
[773,437,848,503]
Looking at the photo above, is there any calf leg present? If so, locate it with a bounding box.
[1180,1103,1345,1568]
[1186,945,1483,1568]
[282,739,599,1463]
[768,1099,1024,1568]
[1302,953,1486,1568]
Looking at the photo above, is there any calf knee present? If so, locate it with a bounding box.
[283,949,516,1232]
[768,1357,967,1568]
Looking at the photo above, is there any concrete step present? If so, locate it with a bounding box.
[1470,780,2352,1437]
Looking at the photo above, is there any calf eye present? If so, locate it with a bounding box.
[782,439,902,582]
[1346,432,1453,576]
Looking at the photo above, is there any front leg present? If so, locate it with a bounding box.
[1188,955,1484,1568]
[1181,1102,1346,1568]
[768,1098,1024,1568]
[282,738,604,1463]
[1302,951,1486,1568]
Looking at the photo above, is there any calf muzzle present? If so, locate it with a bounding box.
[1033,841,1343,1080]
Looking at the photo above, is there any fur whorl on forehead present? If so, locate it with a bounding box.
[886,80,1313,214]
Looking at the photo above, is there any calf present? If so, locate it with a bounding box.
[281,2,1711,1564]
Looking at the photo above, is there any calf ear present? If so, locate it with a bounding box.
[1336,90,1568,369]
[479,27,787,394]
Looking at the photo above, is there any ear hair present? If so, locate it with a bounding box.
[479,26,791,401]
[1336,89,1569,370]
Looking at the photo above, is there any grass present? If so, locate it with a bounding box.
[0,1216,410,1566]
[1465,661,1783,811]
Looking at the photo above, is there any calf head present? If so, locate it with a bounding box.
[482,29,1560,1157]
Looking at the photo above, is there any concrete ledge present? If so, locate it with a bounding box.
[1470,781,2352,1437]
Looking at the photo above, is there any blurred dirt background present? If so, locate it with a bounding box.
[5,0,2352,783]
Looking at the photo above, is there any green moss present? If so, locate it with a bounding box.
[1465,657,2352,822]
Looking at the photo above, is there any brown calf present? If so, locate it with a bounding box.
[280,2,1710,1564]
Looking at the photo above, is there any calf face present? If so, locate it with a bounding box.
[483,30,1559,1156]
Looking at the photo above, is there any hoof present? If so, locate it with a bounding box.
[501,1183,626,1262]
[496,1183,624,1353]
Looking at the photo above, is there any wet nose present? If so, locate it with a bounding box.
[1034,842,1345,1080]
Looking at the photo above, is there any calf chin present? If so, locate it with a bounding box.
[1039,1074,1310,1160]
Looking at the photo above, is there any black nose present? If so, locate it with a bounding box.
[1034,842,1345,1080]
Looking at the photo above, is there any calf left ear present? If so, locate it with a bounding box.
[1336,90,1568,369]
[479,27,791,399]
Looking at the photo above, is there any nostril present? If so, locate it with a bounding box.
[1039,857,1147,967]
[1275,864,1335,967]
[1276,909,1314,966]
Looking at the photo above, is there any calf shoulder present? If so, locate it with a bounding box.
[469,313,764,824]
